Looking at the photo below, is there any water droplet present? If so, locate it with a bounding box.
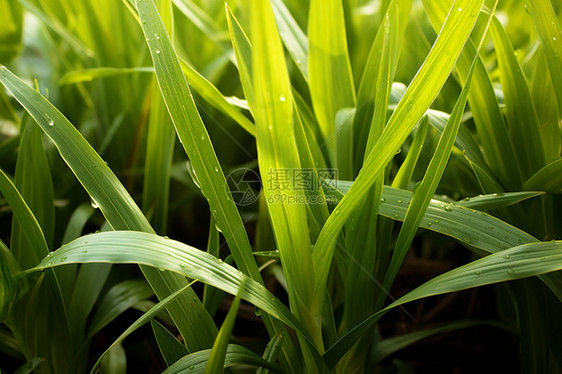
[506,268,514,275]
[81,249,88,253]
[393,213,399,219]
[443,205,452,212]
[427,222,432,226]
[380,198,385,203]
[155,49,161,54]
[254,307,262,316]
[474,270,482,275]
[91,199,99,209]
[503,254,510,259]
[154,33,159,39]
[434,220,439,224]
[397,199,403,203]
[46,115,54,127]
[279,95,286,102]
[458,7,462,11]
[462,236,471,243]
[61,256,67,261]
[214,167,219,172]
[553,37,557,41]
[163,236,170,240]
[470,8,478,17]
[201,135,205,140]
[179,263,186,268]
[446,50,451,55]
[46,252,53,257]
[142,20,146,24]
[406,100,414,111]
[385,26,390,34]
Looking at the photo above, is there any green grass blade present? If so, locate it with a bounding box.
[308,0,356,168]
[490,16,545,180]
[143,81,175,233]
[525,0,562,116]
[523,158,562,194]
[0,169,49,264]
[271,0,308,80]
[28,231,311,342]
[12,115,54,262]
[151,320,188,367]
[250,0,319,350]
[87,279,154,338]
[0,65,218,351]
[204,291,241,374]
[457,191,545,210]
[382,52,477,302]
[59,67,155,85]
[202,218,224,317]
[163,345,281,374]
[423,0,521,189]
[257,329,285,374]
[312,0,485,307]
[324,240,562,367]
[136,0,261,282]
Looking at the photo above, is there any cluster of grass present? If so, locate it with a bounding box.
[0,0,561,373]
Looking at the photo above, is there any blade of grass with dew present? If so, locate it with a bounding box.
[490,16,545,181]
[163,345,281,374]
[87,279,154,338]
[525,0,562,117]
[204,290,242,374]
[0,65,218,351]
[136,0,261,281]
[381,51,478,307]
[423,0,521,190]
[308,0,356,172]
[353,0,412,169]
[456,191,545,210]
[523,158,562,193]
[311,0,485,308]
[250,0,324,361]
[28,231,311,342]
[324,240,562,368]
[326,182,562,299]
[151,320,188,367]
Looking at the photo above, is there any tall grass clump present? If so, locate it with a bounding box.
[0,0,561,373]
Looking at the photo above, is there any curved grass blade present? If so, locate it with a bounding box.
[88,279,154,338]
[0,240,18,322]
[311,0,485,307]
[523,158,562,194]
[28,231,311,343]
[257,329,285,374]
[324,240,562,367]
[163,345,281,374]
[204,290,242,374]
[0,65,217,351]
[0,169,49,263]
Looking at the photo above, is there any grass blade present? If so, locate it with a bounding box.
[523,158,562,194]
[151,320,188,367]
[312,0,485,308]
